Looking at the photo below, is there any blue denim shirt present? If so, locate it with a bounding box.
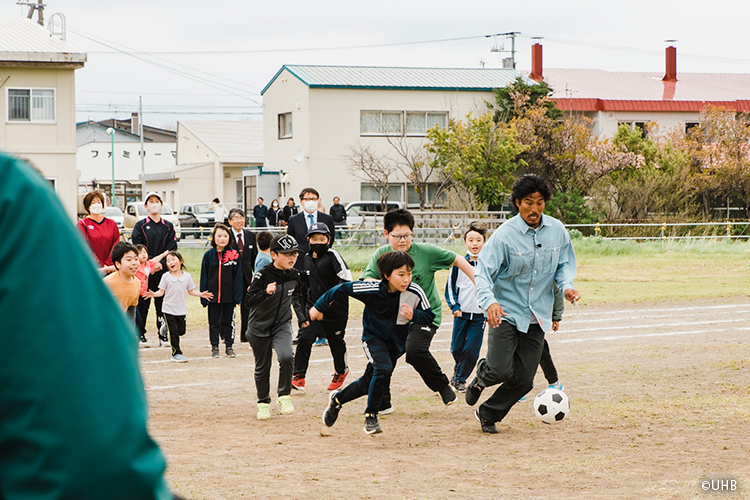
[475,214,576,333]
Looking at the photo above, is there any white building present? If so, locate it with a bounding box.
[260,65,531,206]
[145,120,263,213]
[528,44,750,138]
[76,119,177,210]
[0,18,86,216]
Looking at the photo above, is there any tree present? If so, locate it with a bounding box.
[342,144,398,209]
[385,134,447,210]
[493,77,563,122]
[426,112,526,208]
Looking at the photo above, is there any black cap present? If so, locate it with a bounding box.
[306,222,330,237]
[270,234,299,254]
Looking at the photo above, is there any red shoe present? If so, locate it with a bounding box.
[291,374,305,392]
[327,368,350,391]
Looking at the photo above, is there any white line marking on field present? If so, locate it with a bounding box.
[554,328,724,344]
[561,317,745,334]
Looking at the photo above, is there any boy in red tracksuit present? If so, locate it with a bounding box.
[200,223,243,358]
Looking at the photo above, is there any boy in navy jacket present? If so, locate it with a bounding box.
[313,251,434,435]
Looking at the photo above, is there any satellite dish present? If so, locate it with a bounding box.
[294,148,305,163]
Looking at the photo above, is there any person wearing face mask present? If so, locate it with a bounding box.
[291,223,352,392]
[286,187,335,271]
[266,199,282,227]
[76,190,121,274]
[132,192,178,346]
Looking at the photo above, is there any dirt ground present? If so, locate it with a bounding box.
[141,297,750,500]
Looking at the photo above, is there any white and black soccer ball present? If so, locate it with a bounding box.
[533,388,570,424]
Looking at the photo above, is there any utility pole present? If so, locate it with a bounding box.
[488,31,520,69]
[139,96,146,201]
[17,0,45,25]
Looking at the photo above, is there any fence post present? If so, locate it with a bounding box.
[595,222,601,238]
[661,222,666,240]
[727,220,732,239]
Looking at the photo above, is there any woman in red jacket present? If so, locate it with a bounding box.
[76,190,121,274]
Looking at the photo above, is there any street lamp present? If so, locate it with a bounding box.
[107,127,115,207]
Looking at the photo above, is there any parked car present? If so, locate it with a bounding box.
[124,202,182,239]
[103,206,124,230]
[344,201,404,228]
[178,203,216,238]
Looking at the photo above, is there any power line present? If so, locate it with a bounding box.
[84,33,490,56]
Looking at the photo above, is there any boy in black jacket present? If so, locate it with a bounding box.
[245,234,306,421]
[313,251,435,435]
[292,223,352,392]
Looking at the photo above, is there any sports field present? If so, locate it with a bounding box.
[142,241,750,499]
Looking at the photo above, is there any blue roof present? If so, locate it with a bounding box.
[261,65,533,95]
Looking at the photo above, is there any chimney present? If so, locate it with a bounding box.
[662,45,677,82]
[530,43,543,82]
[131,112,139,135]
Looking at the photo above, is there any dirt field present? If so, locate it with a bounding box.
[141,297,750,500]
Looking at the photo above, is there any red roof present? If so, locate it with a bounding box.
[537,69,750,112]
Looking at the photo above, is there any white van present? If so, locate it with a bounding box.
[124,202,182,239]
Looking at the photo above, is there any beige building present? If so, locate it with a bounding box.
[260,65,530,206]
[145,120,263,213]
[0,18,86,216]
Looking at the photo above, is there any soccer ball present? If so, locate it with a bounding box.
[533,388,570,424]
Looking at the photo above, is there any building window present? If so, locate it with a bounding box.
[7,88,56,123]
[685,122,700,134]
[360,111,403,136]
[405,112,448,136]
[360,183,403,202]
[278,112,292,139]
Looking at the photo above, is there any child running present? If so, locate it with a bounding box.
[135,245,169,347]
[292,222,352,392]
[245,234,306,420]
[444,222,488,392]
[200,223,243,359]
[145,251,212,362]
[316,251,434,435]
[103,241,141,324]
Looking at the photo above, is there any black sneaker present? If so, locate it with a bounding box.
[454,381,467,393]
[211,347,220,358]
[439,385,458,406]
[139,335,150,348]
[464,377,484,406]
[474,409,498,434]
[363,414,382,435]
[323,391,343,427]
[225,347,236,358]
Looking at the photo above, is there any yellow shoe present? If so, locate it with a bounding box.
[257,403,270,420]
[278,395,294,415]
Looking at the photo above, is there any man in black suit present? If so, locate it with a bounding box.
[228,208,258,342]
[287,187,335,270]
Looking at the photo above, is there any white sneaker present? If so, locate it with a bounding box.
[171,354,188,363]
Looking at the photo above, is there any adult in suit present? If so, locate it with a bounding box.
[286,187,335,270]
[228,208,258,343]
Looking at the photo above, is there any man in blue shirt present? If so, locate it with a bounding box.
[465,175,581,434]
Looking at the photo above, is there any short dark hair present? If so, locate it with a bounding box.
[257,197,264,202]
[110,241,138,266]
[210,223,235,249]
[257,231,273,251]
[511,174,551,207]
[383,208,414,232]
[135,244,148,254]
[376,250,414,279]
[212,198,220,203]
[299,187,319,200]
[464,222,488,241]
[228,208,245,220]
[83,190,105,213]
[166,250,185,270]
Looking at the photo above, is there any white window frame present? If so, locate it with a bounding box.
[278,112,292,139]
[360,110,403,136]
[6,87,57,124]
[405,111,448,137]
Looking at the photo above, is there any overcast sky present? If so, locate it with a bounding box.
[2,0,749,129]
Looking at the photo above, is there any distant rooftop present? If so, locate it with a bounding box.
[178,121,263,164]
[262,64,533,95]
[0,18,86,66]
